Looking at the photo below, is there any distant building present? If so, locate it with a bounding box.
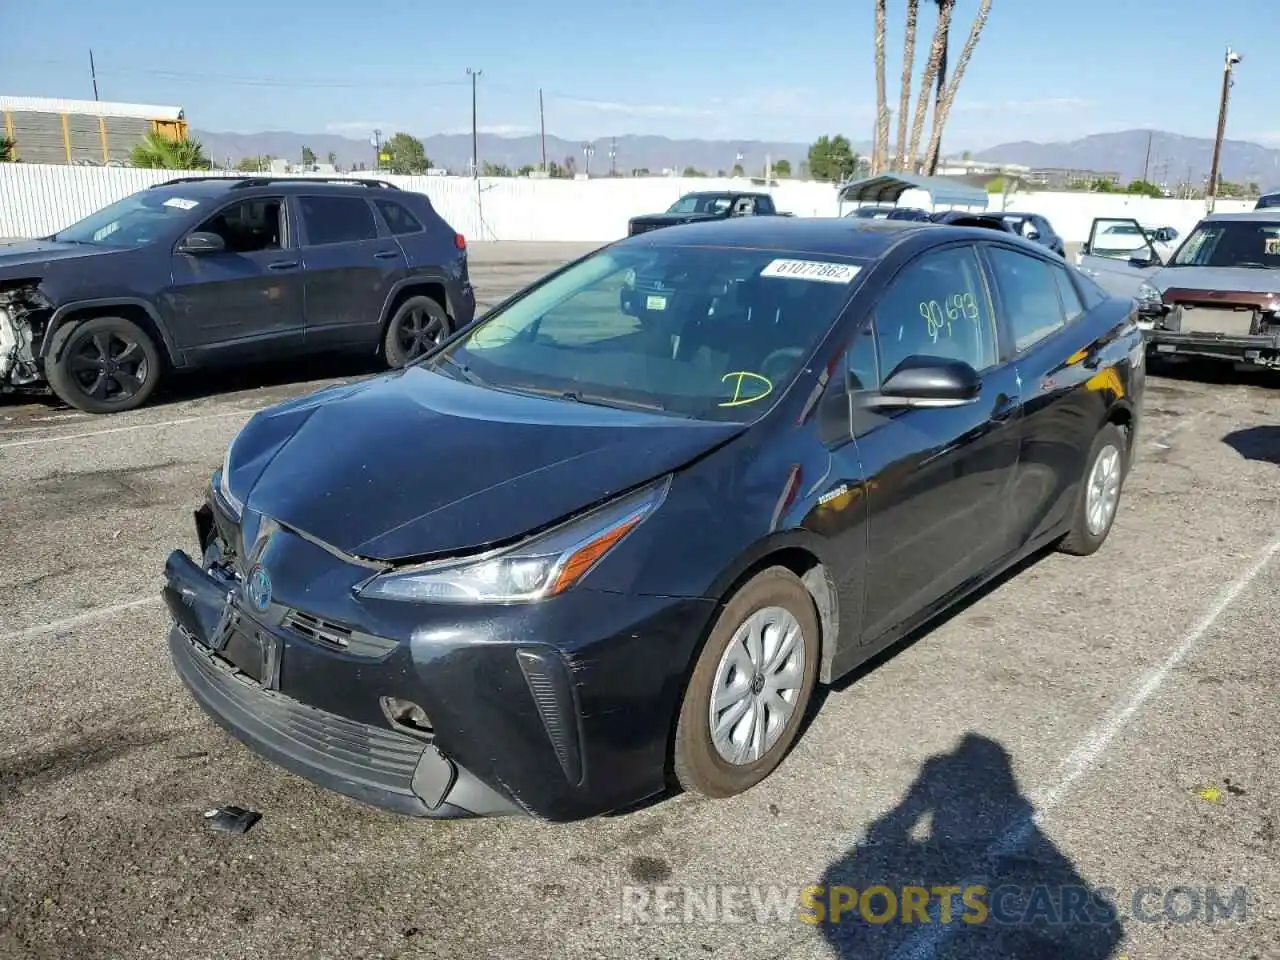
[1027,167,1122,189]
[0,95,187,165]
[934,156,1031,178]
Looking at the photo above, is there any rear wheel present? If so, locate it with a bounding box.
[1058,422,1128,556]
[383,295,451,368]
[45,315,161,414]
[672,567,820,799]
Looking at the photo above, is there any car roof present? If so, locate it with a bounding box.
[1202,209,1280,223]
[615,214,1012,259]
[147,176,403,197]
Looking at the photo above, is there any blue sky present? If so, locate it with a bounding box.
[2,0,1276,149]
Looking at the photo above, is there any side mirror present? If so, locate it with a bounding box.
[1128,248,1159,267]
[1025,229,1041,241]
[178,231,225,255]
[860,356,981,409]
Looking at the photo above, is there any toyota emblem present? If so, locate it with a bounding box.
[246,564,272,612]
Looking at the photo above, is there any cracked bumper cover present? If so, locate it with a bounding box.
[161,509,717,821]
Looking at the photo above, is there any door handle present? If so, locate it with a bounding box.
[267,260,298,271]
[374,250,400,260]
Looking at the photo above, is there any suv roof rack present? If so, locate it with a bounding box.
[231,176,400,190]
[153,175,400,190]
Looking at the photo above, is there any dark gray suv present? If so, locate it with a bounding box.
[0,176,475,413]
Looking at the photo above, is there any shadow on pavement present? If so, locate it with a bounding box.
[1148,356,1280,389]
[1222,426,1280,465]
[814,733,1125,959]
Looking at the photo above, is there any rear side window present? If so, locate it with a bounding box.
[1050,261,1085,322]
[1074,268,1110,310]
[375,199,424,235]
[299,196,377,245]
[986,247,1066,352]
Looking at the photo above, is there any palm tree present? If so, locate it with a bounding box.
[129,131,211,170]
[906,0,954,173]
[894,0,920,172]
[923,0,992,175]
[926,2,953,174]
[0,136,14,162]
[872,0,889,176]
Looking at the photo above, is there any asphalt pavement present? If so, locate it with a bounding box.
[0,243,1277,960]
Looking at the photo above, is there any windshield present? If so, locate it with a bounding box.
[666,194,733,215]
[1170,220,1280,269]
[51,190,205,247]
[424,244,865,422]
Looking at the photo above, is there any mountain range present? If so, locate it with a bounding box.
[191,127,1280,187]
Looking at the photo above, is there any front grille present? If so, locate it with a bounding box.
[284,610,351,648]
[174,632,427,796]
[281,609,399,659]
[1175,306,1256,337]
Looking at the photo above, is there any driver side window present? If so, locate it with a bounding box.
[871,245,998,383]
[194,199,284,254]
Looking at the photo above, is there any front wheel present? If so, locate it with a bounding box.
[1058,422,1128,556]
[672,567,820,799]
[45,315,161,414]
[383,295,452,368]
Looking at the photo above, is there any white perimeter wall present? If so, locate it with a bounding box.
[0,163,1254,246]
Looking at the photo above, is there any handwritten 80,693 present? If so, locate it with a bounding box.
[918,292,981,342]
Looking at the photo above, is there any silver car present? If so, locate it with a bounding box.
[1076,211,1280,370]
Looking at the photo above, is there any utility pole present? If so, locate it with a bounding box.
[1206,46,1242,211]
[609,137,617,177]
[467,67,482,177]
[372,129,382,171]
[582,141,595,177]
[1142,130,1153,183]
[538,88,547,173]
[89,49,99,101]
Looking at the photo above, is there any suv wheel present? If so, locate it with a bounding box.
[1058,422,1128,556]
[45,315,161,414]
[672,567,820,799]
[384,295,452,368]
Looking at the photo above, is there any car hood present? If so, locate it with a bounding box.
[630,212,719,225]
[0,239,116,271]
[1153,265,1280,297]
[227,367,743,562]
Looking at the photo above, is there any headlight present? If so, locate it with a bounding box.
[357,476,671,603]
[216,441,244,518]
[1136,281,1163,309]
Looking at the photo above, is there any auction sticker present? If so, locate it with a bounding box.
[760,259,861,283]
[163,197,200,210]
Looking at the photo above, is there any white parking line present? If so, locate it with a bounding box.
[0,408,259,450]
[890,530,1280,960]
[0,595,163,645]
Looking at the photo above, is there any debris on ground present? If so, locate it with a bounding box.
[204,805,262,834]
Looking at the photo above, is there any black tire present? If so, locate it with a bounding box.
[383,295,451,368]
[1058,422,1128,556]
[672,566,820,799]
[44,315,161,414]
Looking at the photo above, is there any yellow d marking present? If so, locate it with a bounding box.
[718,371,773,407]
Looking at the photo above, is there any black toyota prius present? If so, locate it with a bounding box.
[163,216,1145,822]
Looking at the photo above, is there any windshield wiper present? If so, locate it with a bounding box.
[506,384,670,413]
[431,353,487,386]
[562,390,668,412]
[1230,262,1274,269]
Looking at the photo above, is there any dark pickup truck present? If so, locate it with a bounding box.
[627,191,791,236]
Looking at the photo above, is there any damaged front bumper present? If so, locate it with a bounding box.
[0,284,51,391]
[162,492,716,821]
[1143,303,1280,368]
